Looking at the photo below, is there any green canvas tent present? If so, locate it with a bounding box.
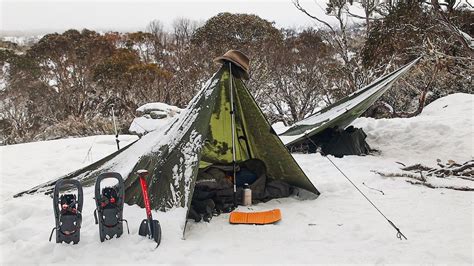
[280,58,420,147]
[15,61,319,233]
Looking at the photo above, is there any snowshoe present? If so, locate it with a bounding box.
[49,179,83,244]
[93,172,129,242]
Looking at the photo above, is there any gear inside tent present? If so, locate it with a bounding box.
[288,126,372,157]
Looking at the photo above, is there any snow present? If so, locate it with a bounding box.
[169,130,203,209]
[1,35,42,46]
[129,102,182,135]
[271,121,288,135]
[352,93,474,165]
[135,102,181,114]
[0,93,473,264]
[0,62,10,91]
[0,135,136,196]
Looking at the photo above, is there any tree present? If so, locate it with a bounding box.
[362,1,473,117]
[29,29,116,119]
[93,48,172,115]
[430,0,474,56]
[0,49,56,143]
[124,31,157,63]
[191,12,284,106]
[173,18,198,49]
[293,0,369,95]
[191,12,283,58]
[262,28,336,124]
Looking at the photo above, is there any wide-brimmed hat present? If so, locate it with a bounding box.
[214,50,250,80]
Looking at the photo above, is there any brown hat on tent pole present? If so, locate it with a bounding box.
[214,50,250,80]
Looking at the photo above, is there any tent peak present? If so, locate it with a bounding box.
[214,49,250,80]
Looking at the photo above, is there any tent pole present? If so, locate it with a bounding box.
[229,62,237,208]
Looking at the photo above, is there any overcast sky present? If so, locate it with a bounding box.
[0,0,335,35]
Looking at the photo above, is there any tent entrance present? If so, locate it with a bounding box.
[190,68,278,222]
[190,158,274,222]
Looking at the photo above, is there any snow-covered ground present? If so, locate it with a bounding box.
[0,93,472,264]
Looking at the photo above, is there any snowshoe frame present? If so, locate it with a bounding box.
[93,172,129,242]
[49,179,83,244]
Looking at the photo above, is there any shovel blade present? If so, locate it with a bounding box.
[138,219,149,237]
[151,220,162,246]
[138,219,161,246]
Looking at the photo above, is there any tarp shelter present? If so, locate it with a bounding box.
[279,58,421,147]
[16,60,319,235]
[294,126,372,157]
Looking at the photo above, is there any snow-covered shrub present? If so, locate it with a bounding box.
[129,102,182,135]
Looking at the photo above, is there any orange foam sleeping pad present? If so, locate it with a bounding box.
[229,209,282,224]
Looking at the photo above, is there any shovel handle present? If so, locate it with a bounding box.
[137,170,154,240]
[138,172,152,219]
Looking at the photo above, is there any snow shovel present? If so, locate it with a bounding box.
[136,170,161,247]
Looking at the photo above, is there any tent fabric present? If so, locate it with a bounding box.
[13,139,139,197]
[123,65,319,211]
[15,63,319,235]
[279,58,421,146]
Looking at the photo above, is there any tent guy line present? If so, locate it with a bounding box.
[305,134,407,240]
[326,155,407,240]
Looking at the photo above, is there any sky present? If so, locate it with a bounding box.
[0,0,332,35]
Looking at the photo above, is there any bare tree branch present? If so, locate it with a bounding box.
[430,0,474,56]
[292,0,337,35]
[346,10,384,21]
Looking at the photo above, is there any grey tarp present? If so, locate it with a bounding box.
[279,58,420,146]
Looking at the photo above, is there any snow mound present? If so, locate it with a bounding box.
[420,92,473,116]
[129,102,182,135]
[353,93,473,164]
[136,102,181,114]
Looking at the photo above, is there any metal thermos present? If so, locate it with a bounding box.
[243,183,252,206]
